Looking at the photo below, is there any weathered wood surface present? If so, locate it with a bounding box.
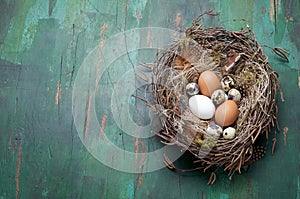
[0,0,299,198]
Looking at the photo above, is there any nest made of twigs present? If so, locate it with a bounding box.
[152,12,281,178]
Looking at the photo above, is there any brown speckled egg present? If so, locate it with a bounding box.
[198,71,221,97]
[215,100,239,127]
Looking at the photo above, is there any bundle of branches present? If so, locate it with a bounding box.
[152,11,283,179]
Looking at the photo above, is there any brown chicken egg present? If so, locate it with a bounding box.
[215,100,239,127]
[198,71,221,97]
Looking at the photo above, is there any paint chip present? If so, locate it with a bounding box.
[55,80,62,105]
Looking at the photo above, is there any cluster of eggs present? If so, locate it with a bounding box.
[186,70,242,140]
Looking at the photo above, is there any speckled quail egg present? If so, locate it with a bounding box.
[206,122,223,137]
[228,88,242,102]
[221,76,235,92]
[223,127,236,139]
[186,82,200,96]
[211,89,228,106]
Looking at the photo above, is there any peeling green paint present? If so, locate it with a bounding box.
[0,0,37,63]
[129,0,148,19]
[297,176,300,199]
[0,0,298,198]
[50,0,67,25]
[218,0,254,30]
[41,188,48,197]
[252,0,298,70]
[219,193,230,199]
[126,180,135,199]
[64,0,88,31]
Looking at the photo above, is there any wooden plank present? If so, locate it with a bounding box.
[0,0,299,198]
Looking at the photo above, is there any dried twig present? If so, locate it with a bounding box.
[207,172,217,185]
[273,47,289,62]
[163,154,176,170]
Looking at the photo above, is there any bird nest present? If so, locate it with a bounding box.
[151,12,282,179]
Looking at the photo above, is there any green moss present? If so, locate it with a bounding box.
[194,133,218,147]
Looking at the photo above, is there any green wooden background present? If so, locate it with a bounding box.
[0,0,299,198]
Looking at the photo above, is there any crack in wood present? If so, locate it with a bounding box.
[269,0,279,31]
[134,136,147,189]
[15,130,23,199]
[100,114,107,141]
[84,90,92,138]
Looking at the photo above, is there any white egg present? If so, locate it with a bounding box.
[189,95,215,119]
[223,127,236,139]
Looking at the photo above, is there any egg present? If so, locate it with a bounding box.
[214,100,239,126]
[221,76,235,92]
[223,127,236,139]
[198,71,221,97]
[211,89,228,106]
[206,122,223,137]
[186,83,200,96]
[189,95,215,119]
[228,88,241,102]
